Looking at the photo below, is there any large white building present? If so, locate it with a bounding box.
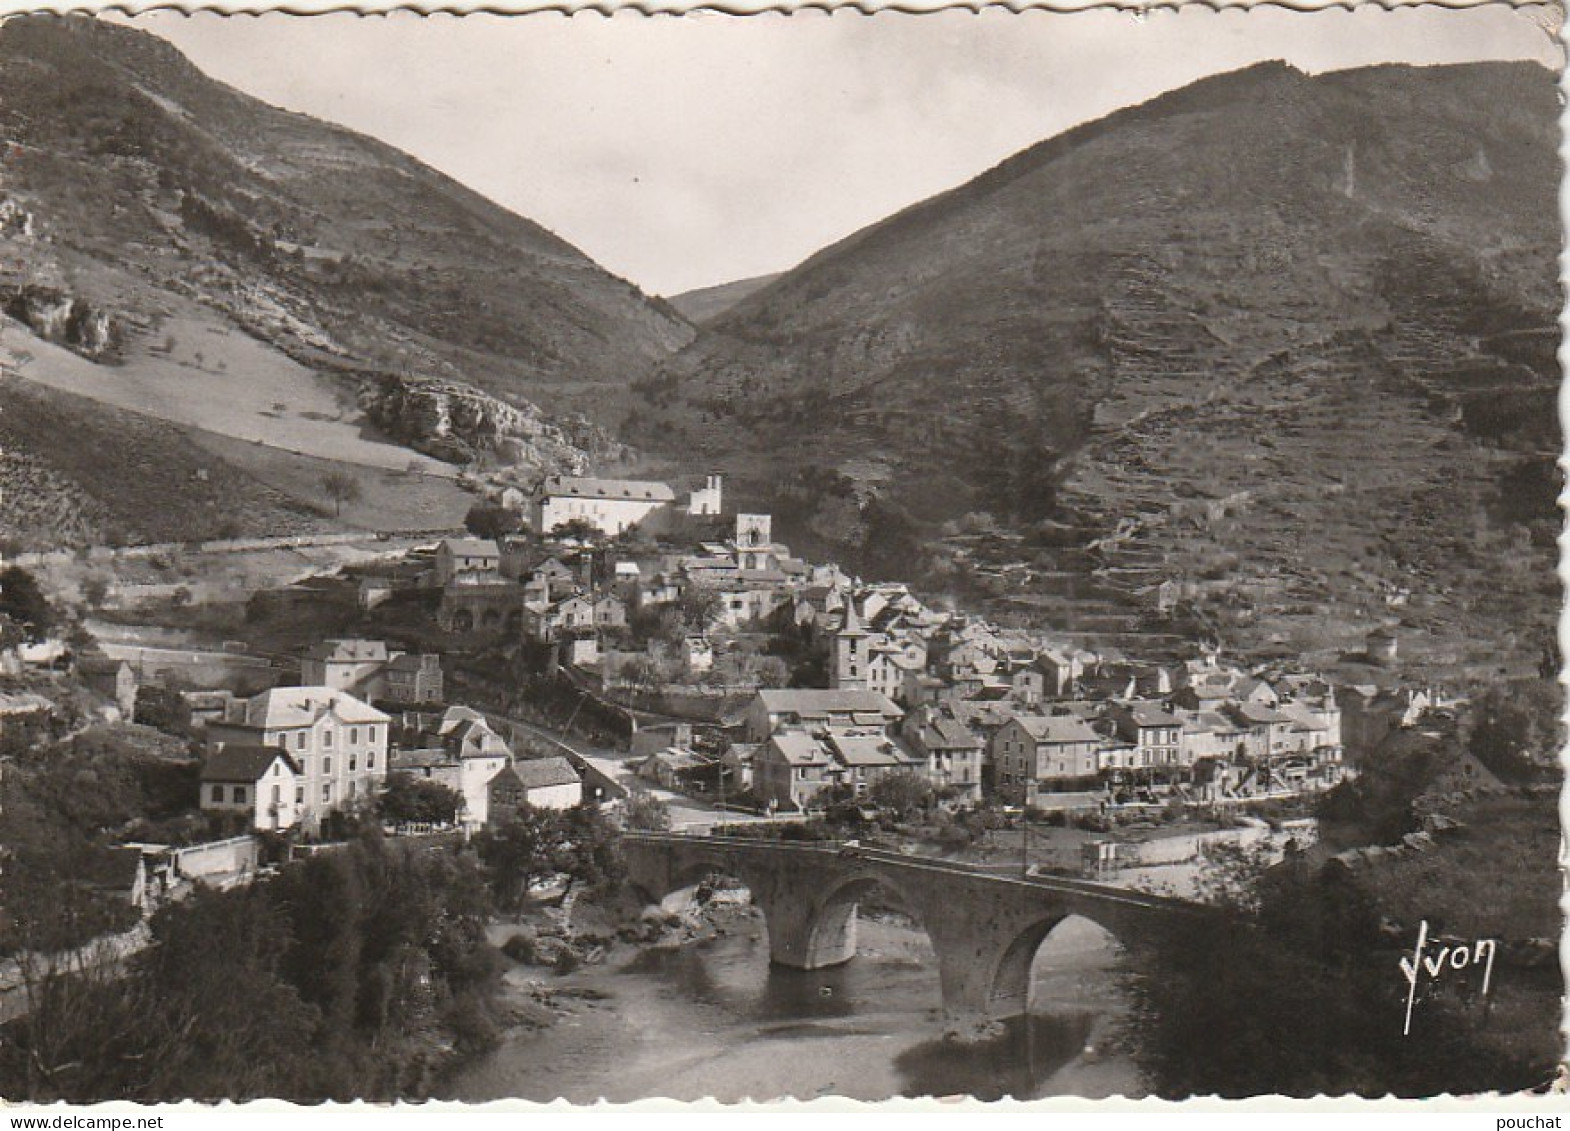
[206,686,391,831]
[531,476,678,537]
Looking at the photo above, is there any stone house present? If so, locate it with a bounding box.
[901,705,984,801]
[825,730,923,797]
[531,475,677,537]
[385,653,444,706]
[487,757,583,815]
[300,639,391,700]
[744,688,902,743]
[1106,701,1185,772]
[434,538,503,587]
[78,654,137,717]
[755,732,836,811]
[990,715,1104,802]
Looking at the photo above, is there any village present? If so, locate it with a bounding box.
[0,465,1504,926]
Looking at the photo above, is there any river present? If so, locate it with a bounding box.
[441,909,1143,1104]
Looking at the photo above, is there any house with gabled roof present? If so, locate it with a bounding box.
[200,744,302,831]
[488,757,583,816]
[1107,700,1185,771]
[435,538,503,587]
[206,686,390,831]
[744,688,902,743]
[902,704,985,801]
[300,638,391,700]
[991,714,1105,802]
[755,732,835,810]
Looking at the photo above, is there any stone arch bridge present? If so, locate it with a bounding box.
[622,832,1211,1038]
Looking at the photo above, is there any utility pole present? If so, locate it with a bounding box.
[1020,800,1031,879]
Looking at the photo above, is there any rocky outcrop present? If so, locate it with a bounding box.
[1,284,120,360]
[359,372,605,472]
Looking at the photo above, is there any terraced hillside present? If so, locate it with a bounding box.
[640,60,1561,675]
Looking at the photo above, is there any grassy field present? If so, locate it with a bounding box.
[2,305,456,475]
[188,429,472,533]
[0,373,327,549]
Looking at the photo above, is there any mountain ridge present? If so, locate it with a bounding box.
[632,56,1562,678]
[0,14,695,546]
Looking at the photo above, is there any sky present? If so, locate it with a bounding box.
[106,5,1563,296]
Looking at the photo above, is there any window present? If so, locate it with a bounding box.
[296,732,307,750]
[368,726,379,744]
[234,786,248,804]
[350,727,359,745]
[348,780,357,798]
[272,784,281,805]
[295,785,305,804]
[323,757,332,774]
[323,729,333,748]
[322,783,333,802]
[368,753,376,770]
[210,784,225,804]
[349,755,357,772]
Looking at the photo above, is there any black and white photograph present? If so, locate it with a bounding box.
[0,1,1561,1108]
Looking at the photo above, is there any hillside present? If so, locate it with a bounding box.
[636,60,1562,677]
[666,274,782,325]
[0,15,693,547]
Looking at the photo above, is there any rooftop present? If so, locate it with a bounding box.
[440,537,502,558]
[1013,715,1103,745]
[228,686,390,729]
[504,756,582,790]
[537,475,676,503]
[756,689,900,717]
[202,744,299,783]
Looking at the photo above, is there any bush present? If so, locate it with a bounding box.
[501,931,538,965]
[445,990,503,1054]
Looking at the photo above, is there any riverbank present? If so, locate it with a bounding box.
[443,899,1144,1103]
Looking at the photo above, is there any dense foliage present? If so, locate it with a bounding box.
[0,834,504,1102]
[471,803,623,912]
[0,566,55,641]
[378,771,463,826]
[1125,845,1555,1097]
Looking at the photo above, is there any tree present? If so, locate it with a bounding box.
[319,470,363,517]
[377,772,462,826]
[622,789,672,832]
[549,517,600,544]
[618,655,664,692]
[1465,680,1560,782]
[133,684,194,738]
[472,806,568,911]
[676,585,722,633]
[473,804,626,911]
[465,501,524,541]
[1126,842,1546,1097]
[81,577,110,609]
[867,769,936,819]
[0,566,54,641]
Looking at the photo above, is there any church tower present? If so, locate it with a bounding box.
[832,595,869,691]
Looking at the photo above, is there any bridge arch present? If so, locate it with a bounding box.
[989,909,1128,1020]
[625,849,760,908]
[803,868,931,971]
